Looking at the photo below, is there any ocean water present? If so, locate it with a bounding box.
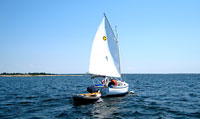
[0,74,200,119]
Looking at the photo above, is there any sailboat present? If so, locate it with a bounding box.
[88,14,129,96]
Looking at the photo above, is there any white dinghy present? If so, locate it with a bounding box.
[88,14,129,97]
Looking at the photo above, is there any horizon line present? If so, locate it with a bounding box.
[1,72,200,75]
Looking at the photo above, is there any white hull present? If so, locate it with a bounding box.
[105,86,129,96]
[103,81,129,96]
[91,80,129,97]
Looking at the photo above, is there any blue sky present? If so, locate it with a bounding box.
[0,0,200,74]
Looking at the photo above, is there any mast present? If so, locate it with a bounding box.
[115,26,122,80]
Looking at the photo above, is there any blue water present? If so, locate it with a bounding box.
[0,74,200,119]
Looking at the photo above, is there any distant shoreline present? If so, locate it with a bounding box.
[0,74,88,77]
[1,73,200,77]
[0,72,89,77]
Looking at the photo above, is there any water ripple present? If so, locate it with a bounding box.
[0,74,200,118]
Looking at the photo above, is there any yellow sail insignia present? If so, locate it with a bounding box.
[103,36,107,41]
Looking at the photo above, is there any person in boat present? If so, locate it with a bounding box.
[108,78,117,87]
[102,77,109,85]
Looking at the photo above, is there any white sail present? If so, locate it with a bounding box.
[89,15,121,78]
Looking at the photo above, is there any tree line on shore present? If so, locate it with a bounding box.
[0,72,55,75]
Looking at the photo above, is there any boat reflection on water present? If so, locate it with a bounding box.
[73,96,127,118]
[91,96,126,118]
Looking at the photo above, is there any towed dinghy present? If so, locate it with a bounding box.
[72,92,101,104]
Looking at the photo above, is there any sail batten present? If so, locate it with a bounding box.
[89,15,121,78]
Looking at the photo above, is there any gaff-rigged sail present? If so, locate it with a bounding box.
[89,15,121,78]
